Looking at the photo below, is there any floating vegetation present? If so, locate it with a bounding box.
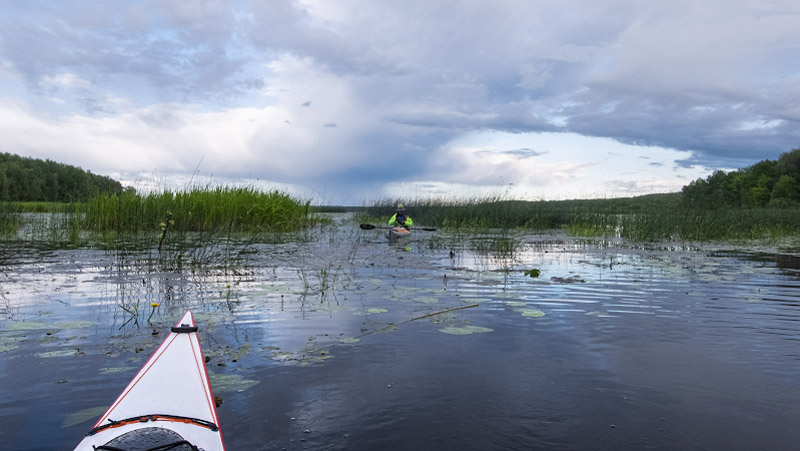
[62,406,108,428]
[520,309,546,318]
[439,325,494,335]
[387,286,442,304]
[367,308,388,314]
[339,337,361,344]
[267,350,294,361]
[37,349,81,358]
[298,353,333,366]
[4,321,47,331]
[208,372,260,393]
[524,268,541,278]
[414,296,439,304]
[0,342,19,352]
[98,367,135,375]
[227,343,252,362]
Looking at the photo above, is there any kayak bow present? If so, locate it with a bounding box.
[74,311,225,451]
[387,226,411,240]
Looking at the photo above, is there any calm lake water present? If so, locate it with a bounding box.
[2,217,800,450]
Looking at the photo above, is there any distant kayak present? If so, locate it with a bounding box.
[387,226,411,240]
[74,311,225,451]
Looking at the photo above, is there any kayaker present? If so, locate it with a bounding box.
[388,204,413,229]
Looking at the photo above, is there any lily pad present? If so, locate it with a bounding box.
[98,367,135,375]
[414,296,439,304]
[37,349,79,358]
[0,343,19,352]
[228,343,251,361]
[0,335,20,352]
[520,309,546,318]
[299,354,334,366]
[367,308,388,314]
[62,406,108,428]
[208,372,260,393]
[339,337,361,344]
[439,325,494,335]
[524,269,541,278]
[4,321,47,331]
[269,351,294,361]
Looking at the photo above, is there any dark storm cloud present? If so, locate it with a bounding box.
[1,0,798,204]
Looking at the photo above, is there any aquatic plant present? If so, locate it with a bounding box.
[438,325,494,335]
[524,269,541,278]
[520,309,546,318]
[362,193,800,242]
[84,186,314,234]
[0,202,20,236]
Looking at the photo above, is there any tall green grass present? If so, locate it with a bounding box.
[84,187,313,233]
[618,207,800,241]
[363,194,679,230]
[363,193,800,242]
[0,202,21,236]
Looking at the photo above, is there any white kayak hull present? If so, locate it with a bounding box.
[74,311,225,451]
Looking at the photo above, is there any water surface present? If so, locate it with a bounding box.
[2,222,800,450]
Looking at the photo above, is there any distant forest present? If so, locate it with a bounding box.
[3,148,800,207]
[0,152,123,202]
[682,148,800,208]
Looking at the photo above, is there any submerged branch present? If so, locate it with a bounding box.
[268,303,482,363]
[359,303,481,339]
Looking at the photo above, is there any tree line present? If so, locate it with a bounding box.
[682,148,800,209]
[3,148,800,208]
[0,152,123,202]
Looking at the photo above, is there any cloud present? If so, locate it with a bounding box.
[41,73,92,89]
[475,148,547,158]
[0,0,797,204]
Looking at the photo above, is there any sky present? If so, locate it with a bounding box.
[1,0,798,205]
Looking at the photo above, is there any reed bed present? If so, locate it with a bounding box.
[83,187,313,234]
[364,193,800,242]
[0,202,21,236]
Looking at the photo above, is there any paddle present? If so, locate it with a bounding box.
[360,224,437,231]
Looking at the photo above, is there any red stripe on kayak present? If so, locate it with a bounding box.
[94,332,179,427]
[189,321,225,448]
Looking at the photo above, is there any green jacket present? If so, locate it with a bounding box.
[388,213,413,227]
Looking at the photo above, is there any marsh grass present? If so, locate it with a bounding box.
[0,186,318,277]
[363,193,800,242]
[79,187,318,270]
[620,207,800,242]
[84,187,313,234]
[0,203,21,236]
[10,204,84,247]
